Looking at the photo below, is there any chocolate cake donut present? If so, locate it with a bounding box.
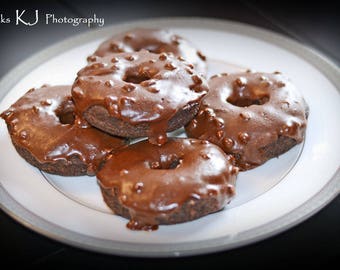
[72,50,208,145]
[185,72,309,170]
[97,138,238,230]
[92,28,207,75]
[0,85,127,176]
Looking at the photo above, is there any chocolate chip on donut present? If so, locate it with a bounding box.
[185,72,309,170]
[72,50,208,145]
[97,138,238,230]
[1,85,127,176]
[91,28,207,75]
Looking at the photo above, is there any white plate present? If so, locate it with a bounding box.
[0,18,339,257]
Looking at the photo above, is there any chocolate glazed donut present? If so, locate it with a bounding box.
[1,85,127,176]
[72,50,208,145]
[97,138,238,231]
[92,28,207,76]
[185,72,309,170]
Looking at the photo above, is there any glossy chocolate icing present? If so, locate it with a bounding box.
[1,85,126,175]
[185,72,308,170]
[72,50,208,145]
[97,138,238,230]
[93,28,207,75]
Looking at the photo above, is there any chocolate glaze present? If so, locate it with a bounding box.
[93,28,207,75]
[72,50,208,145]
[1,85,127,176]
[185,72,308,170]
[97,138,238,230]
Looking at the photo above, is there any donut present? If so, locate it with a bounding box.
[185,72,309,170]
[92,28,207,75]
[0,85,127,176]
[72,50,208,145]
[97,138,238,230]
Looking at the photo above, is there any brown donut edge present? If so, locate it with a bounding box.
[238,99,309,170]
[83,102,200,138]
[10,138,89,176]
[100,186,222,226]
[239,136,299,170]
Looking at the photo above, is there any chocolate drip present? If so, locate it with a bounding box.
[72,50,208,145]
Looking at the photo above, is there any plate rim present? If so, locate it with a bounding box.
[0,17,339,257]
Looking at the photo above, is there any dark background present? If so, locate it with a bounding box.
[1,0,339,268]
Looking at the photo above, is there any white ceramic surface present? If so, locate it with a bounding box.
[0,18,339,257]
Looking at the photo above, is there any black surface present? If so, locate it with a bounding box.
[0,0,339,268]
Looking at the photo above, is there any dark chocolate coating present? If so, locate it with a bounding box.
[185,72,308,170]
[97,138,238,230]
[93,28,207,75]
[72,50,208,145]
[0,85,127,176]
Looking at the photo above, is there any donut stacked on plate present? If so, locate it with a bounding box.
[0,28,308,231]
[72,28,237,230]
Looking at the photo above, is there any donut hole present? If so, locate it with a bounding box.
[54,99,76,124]
[123,66,159,84]
[137,45,160,54]
[227,87,270,107]
[149,154,183,170]
[227,96,269,107]
[134,43,168,54]
[123,73,151,84]
[56,111,75,125]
